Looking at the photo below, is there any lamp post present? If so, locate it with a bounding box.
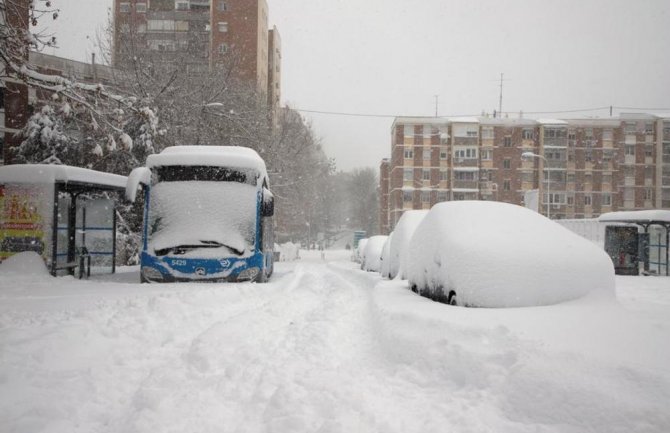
[521,151,551,219]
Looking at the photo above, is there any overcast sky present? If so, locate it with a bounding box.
[40,0,670,171]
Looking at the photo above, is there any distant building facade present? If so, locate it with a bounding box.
[113,0,279,98]
[380,115,670,232]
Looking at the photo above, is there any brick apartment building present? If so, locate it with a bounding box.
[113,0,280,99]
[380,115,670,234]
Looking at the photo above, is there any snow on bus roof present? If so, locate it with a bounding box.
[147,146,268,178]
[599,210,670,224]
[0,164,127,189]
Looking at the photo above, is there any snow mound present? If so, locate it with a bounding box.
[278,242,300,261]
[362,236,388,272]
[0,252,50,280]
[389,210,428,279]
[406,201,615,307]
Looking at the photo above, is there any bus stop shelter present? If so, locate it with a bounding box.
[0,164,127,277]
[599,210,670,276]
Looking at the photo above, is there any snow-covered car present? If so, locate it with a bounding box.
[361,235,388,272]
[388,210,428,279]
[406,201,615,308]
[353,238,368,263]
[379,232,394,278]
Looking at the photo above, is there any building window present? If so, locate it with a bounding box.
[218,43,228,54]
[403,168,413,181]
[422,169,430,181]
[148,20,176,31]
[0,87,4,109]
[176,1,190,10]
[503,180,511,191]
[439,169,448,181]
[584,195,592,206]
[423,148,431,161]
[218,22,228,32]
[136,2,147,12]
[404,125,414,137]
[503,158,511,169]
[421,191,430,202]
[603,129,613,140]
[439,150,448,160]
[438,191,448,202]
[523,129,534,140]
[625,145,635,156]
[567,196,574,205]
[481,149,492,160]
[403,191,413,202]
[217,1,228,11]
[454,148,477,160]
[481,127,494,139]
[603,193,612,206]
[119,2,130,12]
[404,148,413,159]
[503,136,512,147]
[645,188,653,200]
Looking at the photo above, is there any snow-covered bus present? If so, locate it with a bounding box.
[126,146,275,283]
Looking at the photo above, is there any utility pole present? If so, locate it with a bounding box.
[434,95,439,117]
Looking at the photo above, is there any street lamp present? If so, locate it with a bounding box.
[521,151,551,219]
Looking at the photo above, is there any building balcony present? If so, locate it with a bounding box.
[452,158,479,167]
[624,177,635,187]
[452,180,479,190]
[624,155,636,165]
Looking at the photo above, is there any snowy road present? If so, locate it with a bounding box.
[1,251,669,433]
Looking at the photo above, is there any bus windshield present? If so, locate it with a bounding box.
[155,166,258,185]
[147,168,259,258]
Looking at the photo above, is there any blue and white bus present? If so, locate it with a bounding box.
[127,146,275,283]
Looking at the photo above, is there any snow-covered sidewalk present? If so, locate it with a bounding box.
[1,251,669,432]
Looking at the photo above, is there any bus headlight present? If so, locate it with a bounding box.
[237,267,259,281]
[142,266,165,282]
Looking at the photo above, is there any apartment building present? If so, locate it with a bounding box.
[380,115,670,232]
[113,0,278,98]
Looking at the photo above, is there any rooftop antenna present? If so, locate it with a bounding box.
[498,73,504,118]
[434,95,439,117]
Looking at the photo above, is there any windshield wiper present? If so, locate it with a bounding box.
[155,241,245,257]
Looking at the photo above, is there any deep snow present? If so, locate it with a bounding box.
[1,250,669,433]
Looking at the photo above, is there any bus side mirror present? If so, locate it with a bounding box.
[262,190,274,217]
[126,167,151,202]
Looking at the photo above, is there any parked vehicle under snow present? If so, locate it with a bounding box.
[406,201,615,307]
[388,210,428,280]
[362,235,388,272]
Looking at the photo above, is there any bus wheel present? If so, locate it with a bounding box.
[256,269,268,283]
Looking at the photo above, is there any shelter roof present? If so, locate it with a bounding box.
[0,164,127,190]
[599,210,670,225]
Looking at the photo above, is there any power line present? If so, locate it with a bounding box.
[292,105,630,119]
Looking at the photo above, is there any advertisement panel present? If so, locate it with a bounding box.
[0,183,53,262]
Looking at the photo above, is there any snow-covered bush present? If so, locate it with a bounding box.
[388,210,428,280]
[406,201,615,308]
[362,235,387,272]
[379,232,393,278]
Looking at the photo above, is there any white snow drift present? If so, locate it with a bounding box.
[406,201,615,307]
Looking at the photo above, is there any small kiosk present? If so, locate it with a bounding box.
[0,164,127,277]
[599,210,670,276]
